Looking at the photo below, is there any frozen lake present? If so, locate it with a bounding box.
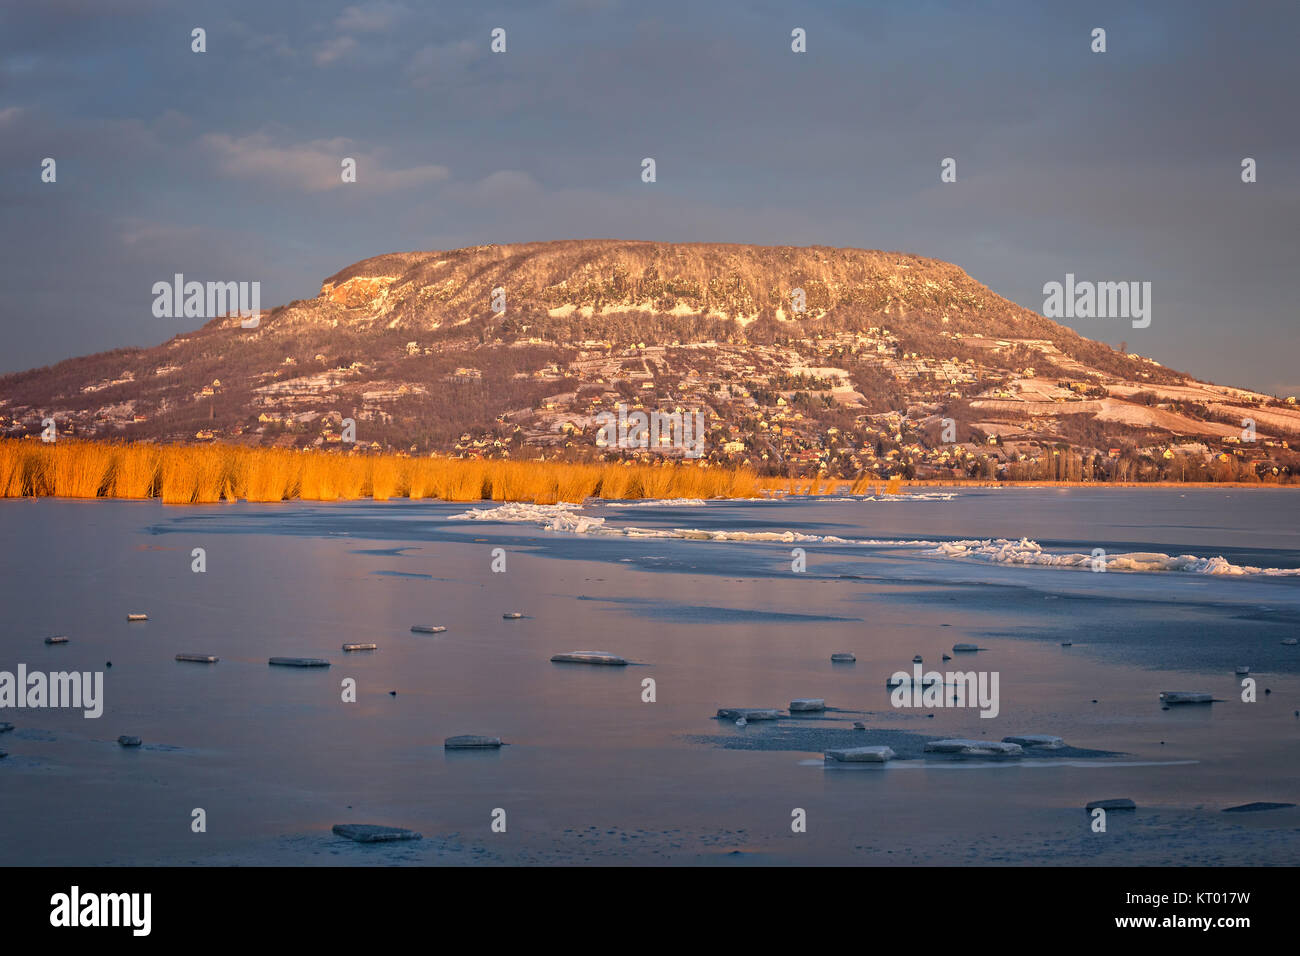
[2,487,1298,865]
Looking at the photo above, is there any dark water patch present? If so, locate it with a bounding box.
[685,725,1123,760]
[13,728,57,742]
[575,594,858,624]
[525,536,808,580]
[1229,606,1300,626]
[686,726,925,755]
[779,710,871,721]
[839,572,1026,590]
[0,754,45,769]
[974,613,1300,675]
[822,706,869,716]
[854,579,1300,675]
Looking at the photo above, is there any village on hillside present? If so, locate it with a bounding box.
[5,321,1297,483]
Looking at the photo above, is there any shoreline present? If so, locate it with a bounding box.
[902,479,1298,490]
[1,438,1295,506]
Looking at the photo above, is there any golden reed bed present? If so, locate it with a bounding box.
[0,439,891,505]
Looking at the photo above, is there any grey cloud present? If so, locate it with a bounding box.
[201,132,449,192]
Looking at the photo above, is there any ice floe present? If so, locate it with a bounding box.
[716,707,779,721]
[825,746,895,763]
[924,739,1023,757]
[1003,734,1064,749]
[1159,691,1213,704]
[1085,798,1136,811]
[789,698,826,712]
[887,676,937,688]
[924,537,1300,576]
[604,499,707,508]
[449,501,605,533]
[1222,802,1295,813]
[550,650,628,665]
[333,824,422,843]
[824,492,957,502]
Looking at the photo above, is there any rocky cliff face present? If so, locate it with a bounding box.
[315,240,1031,330]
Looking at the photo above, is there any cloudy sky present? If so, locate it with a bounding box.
[1,0,1296,394]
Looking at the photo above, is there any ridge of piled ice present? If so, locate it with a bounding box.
[605,498,707,507]
[824,492,957,502]
[448,502,583,521]
[922,537,1300,576]
[444,503,1300,577]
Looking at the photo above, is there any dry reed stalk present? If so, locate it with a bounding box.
[726,468,761,498]
[239,448,299,502]
[556,464,602,503]
[159,447,198,504]
[20,444,54,496]
[438,459,488,501]
[109,443,160,498]
[486,461,557,504]
[49,441,112,497]
[367,457,401,500]
[406,458,435,499]
[298,453,342,500]
[649,464,683,499]
[595,462,635,499]
[158,445,229,503]
[6,440,786,506]
[0,440,26,496]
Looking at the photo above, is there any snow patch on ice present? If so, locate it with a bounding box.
[923,537,1300,576]
[605,498,708,507]
[444,504,1299,577]
[824,492,957,502]
[448,501,582,521]
[447,501,605,533]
